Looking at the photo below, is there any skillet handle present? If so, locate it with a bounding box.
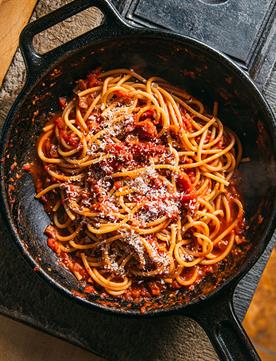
[186,289,260,361]
[19,0,128,74]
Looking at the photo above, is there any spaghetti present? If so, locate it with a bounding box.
[34,68,247,299]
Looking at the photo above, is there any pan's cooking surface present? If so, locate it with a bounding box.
[1,33,275,314]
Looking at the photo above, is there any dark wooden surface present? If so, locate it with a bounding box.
[0,1,275,360]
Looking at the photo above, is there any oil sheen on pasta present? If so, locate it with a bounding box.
[34,68,248,301]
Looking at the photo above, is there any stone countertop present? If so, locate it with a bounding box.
[0,314,105,361]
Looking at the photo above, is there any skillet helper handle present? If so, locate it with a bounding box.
[19,0,127,74]
[187,291,260,361]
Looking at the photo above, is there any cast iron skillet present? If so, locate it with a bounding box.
[0,0,275,360]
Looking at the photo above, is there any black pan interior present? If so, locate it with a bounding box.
[2,33,275,314]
